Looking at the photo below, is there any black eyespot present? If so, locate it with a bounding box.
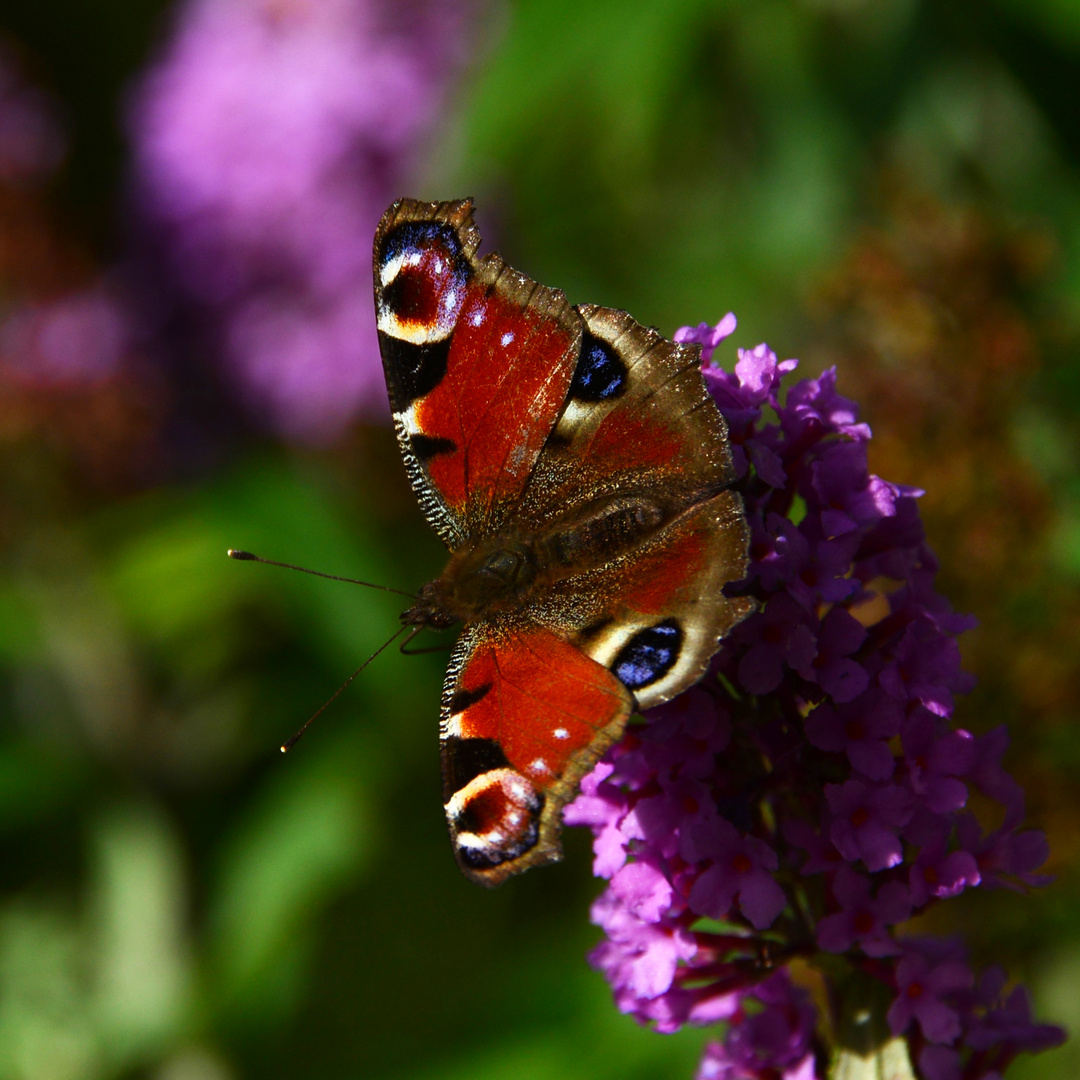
[612,620,683,690]
[570,332,628,402]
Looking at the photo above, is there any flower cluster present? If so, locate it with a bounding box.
[0,49,130,389]
[128,0,472,441]
[565,316,1064,1079]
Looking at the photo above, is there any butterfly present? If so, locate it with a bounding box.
[373,198,751,886]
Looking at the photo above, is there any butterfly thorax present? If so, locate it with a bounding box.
[401,494,668,630]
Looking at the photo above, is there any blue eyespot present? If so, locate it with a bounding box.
[570,333,628,401]
[613,620,682,690]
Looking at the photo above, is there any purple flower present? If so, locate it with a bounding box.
[805,690,903,780]
[0,56,136,390]
[129,0,472,441]
[826,779,913,872]
[589,890,696,1003]
[564,320,1058,1079]
[783,818,846,876]
[815,866,910,956]
[906,819,981,906]
[810,442,901,536]
[900,708,974,814]
[610,859,674,923]
[755,514,861,609]
[696,973,819,1079]
[790,606,868,703]
[563,760,629,877]
[963,975,1065,1056]
[732,593,817,696]
[956,806,1052,892]
[965,726,1022,807]
[1,286,130,386]
[674,312,737,364]
[685,819,787,930]
[879,616,967,717]
[887,944,973,1044]
[782,366,871,444]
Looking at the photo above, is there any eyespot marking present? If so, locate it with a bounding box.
[377,220,471,342]
[612,619,683,690]
[570,332,628,402]
[446,768,543,870]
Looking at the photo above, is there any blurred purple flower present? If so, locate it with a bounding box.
[0,50,133,388]
[0,44,64,182]
[565,315,1061,1079]
[1,286,129,385]
[128,0,474,441]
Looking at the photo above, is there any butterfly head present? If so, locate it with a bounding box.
[401,536,539,631]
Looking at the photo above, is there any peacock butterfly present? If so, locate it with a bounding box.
[374,198,751,886]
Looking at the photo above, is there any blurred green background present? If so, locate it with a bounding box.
[1,1,1079,1078]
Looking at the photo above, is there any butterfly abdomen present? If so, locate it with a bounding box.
[542,495,665,570]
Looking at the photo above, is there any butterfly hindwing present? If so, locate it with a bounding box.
[551,490,752,711]
[440,624,632,887]
[513,302,752,711]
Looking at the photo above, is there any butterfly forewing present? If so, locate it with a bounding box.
[374,198,582,547]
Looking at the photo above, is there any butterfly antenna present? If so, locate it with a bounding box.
[280,625,410,753]
[227,549,416,600]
